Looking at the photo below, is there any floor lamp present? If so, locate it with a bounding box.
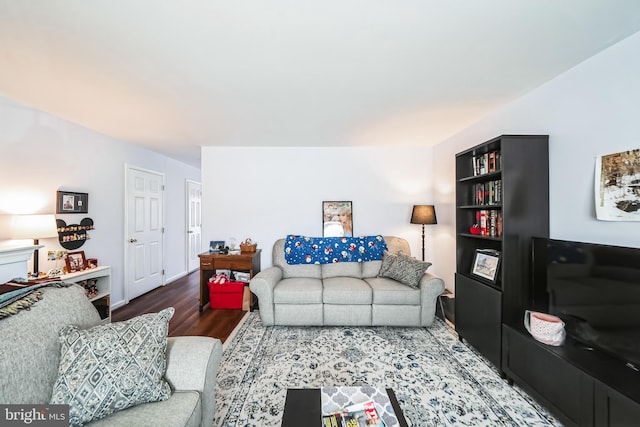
[10,214,58,278]
[410,205,437,261]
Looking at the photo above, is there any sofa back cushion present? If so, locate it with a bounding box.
[0,285,101,404]
[273,239,321,279]
[322,262,362,279]
[362,236,411,278]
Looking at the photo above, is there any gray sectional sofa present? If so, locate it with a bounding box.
[250,236,445,327]
[0,284,222,427]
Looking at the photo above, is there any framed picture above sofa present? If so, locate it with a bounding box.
[322,201,352,237]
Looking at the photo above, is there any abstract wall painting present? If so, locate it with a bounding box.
[595,148,640,221]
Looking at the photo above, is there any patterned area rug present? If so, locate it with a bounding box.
[214,313,562,426]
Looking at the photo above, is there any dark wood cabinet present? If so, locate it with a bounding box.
[198,250,261,312]
[503,324,640,427]
[455,135,549,371]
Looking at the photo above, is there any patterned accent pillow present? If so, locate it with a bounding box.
[50,307,175,426]
[378,252,432,288]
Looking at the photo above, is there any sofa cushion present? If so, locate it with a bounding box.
[273,278,323,304]
[378,252,431,288]
[322,262,362,279]
[323,277,372,304]
[86,390,201,427]
[361,260,382,278]
[366,277,421,305]
[50,308,174,426]
[0,285,101,405]
[272,239,322,279]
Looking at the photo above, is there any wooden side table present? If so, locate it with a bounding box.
[198,250,261,312]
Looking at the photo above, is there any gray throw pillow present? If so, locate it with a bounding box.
[378,252,432,288]
[50,307,175,426]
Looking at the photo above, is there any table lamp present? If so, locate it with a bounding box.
[410,205,437,261]
[10,214,58,277]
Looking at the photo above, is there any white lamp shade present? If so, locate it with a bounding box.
[9,214,58,240]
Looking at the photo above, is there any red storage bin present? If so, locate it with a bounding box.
[208,280,245,309]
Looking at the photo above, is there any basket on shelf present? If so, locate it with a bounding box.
[240,238,257,253]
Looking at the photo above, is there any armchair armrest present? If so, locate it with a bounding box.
[419,272,446,326]
[164,336,222,427]
[249,266,283,326]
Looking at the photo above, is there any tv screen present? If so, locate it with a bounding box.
[532,237,640,370]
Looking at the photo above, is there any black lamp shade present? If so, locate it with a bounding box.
[410,205,437,225]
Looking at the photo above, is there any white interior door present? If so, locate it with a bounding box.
[126,166,165,301]
[187,180,202,272]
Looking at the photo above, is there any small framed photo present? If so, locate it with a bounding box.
[322,201,353,237]
[209,240,225,252]
[66,251,87,273]
[57,191,89,214]
[471,249,501,283]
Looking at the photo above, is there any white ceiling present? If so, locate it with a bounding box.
[2,1,640,167]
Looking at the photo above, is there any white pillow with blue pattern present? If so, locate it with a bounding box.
[50,307,174,426]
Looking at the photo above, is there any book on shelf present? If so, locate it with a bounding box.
[472,151,501,176]
[472,180,502,206]
[475,210,502,237]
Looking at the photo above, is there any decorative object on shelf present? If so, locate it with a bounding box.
[9,213,58,277]
[79,278,99,299]
[56,190,88,214]
[209,240,225,252]
[56,218,94,250]
[470,249,501,283]
[410,205,437,261]
[523,310,565,346]
[87,258,98,268]
[240,238,257,252]
[469,225,481,235]
[65,251,87,273]
[595,148,640,221]
[322,201,353,237]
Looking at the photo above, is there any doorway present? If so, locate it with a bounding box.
[186,180,202,272]
[125,165,165,301]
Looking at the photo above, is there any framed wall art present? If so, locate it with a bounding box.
[322,201,353,237]
[470,249,501,283]
[66,250,87,273]
[56,191,89,214]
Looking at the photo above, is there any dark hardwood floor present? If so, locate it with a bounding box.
[111,270,246,343]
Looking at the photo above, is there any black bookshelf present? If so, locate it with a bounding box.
[454,135,550,370]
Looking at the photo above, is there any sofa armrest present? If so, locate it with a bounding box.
[164,336,222,427]
[419,272,446,326]
[249,266,283,326]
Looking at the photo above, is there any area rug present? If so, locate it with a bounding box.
[214,313,562,426]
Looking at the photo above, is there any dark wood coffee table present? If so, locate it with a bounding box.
[281,388,409,426]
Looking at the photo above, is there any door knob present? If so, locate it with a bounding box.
[188,230,193,234]
[129,238,138,243]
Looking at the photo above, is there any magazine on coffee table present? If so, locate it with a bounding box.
[321,387,400,427]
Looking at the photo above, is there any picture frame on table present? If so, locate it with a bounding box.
[322,201,353,237]
[56,191,89,214]
[470,249,501,283]
[66,251,87,273]
[209,240,225,252]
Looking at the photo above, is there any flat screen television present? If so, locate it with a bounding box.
[531,237,640,371]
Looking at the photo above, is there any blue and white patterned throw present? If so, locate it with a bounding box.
[284,235,387,264]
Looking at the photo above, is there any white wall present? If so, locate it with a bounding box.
[433,30,640,293]
[0,97,200,307]
[201,147,437,271]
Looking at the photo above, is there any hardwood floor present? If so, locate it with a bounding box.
[111,270,247,343]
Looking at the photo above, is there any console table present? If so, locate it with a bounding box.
[198,250,261,312]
